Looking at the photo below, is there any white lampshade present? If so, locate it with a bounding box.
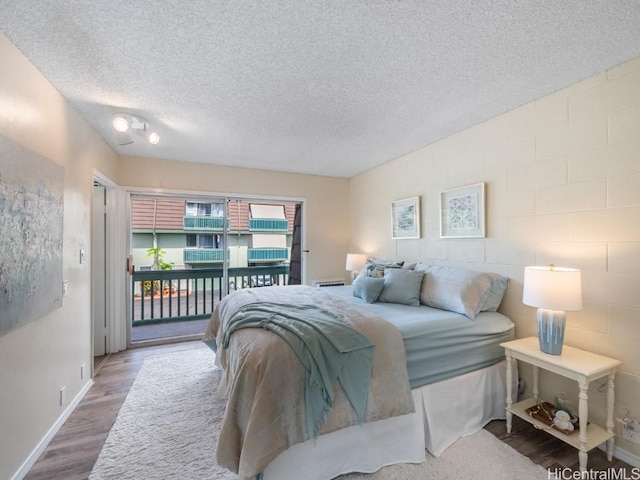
[523,266,582,311]
[345,253,367,272]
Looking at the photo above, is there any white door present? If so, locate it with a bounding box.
[93,184,107,356]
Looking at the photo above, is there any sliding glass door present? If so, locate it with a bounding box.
[128,193,301,344]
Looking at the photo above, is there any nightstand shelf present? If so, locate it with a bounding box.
[501,337,621,475]
[508,397,613,451]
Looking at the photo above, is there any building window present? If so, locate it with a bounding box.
[186,234,222,248]
[185,202,223,217]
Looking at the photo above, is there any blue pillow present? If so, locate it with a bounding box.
[377,269,424,306]
[479,274,509,312]
[352,275,385,303]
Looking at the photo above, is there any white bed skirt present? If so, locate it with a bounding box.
[262,359,517,480]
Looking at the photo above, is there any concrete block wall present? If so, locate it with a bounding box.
[348,56,640,459]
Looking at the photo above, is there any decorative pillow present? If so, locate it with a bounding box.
[361,257,404,278]
[478,274,509,312]
[414,264,497,319]
[377,268,424,306]
[402,262,418,270]
[352,275,385,303]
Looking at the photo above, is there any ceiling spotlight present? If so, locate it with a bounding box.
[148,132,160,145]
[111,113,161,146]
[112,115,130,133]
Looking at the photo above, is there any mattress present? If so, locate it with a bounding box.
[324,285,515,388]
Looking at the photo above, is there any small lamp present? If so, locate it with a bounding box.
[523,265,582,355]
[346,253,367,282]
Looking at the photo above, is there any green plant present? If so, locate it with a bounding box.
[146,247,173,270]
[144,247,174,296]
[554,394,574,417]
[142,280,156,297]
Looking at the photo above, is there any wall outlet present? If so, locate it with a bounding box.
[59,386,66,406]
[80,363,86,380]
[622,419,640,445]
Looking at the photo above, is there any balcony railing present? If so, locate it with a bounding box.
[131,265,289,326]
[248,248,289,262]
[183,216,229,230]
[249,218,289,232]
[183,248,227,263]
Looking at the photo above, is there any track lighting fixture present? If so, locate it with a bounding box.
[111,114,160,146]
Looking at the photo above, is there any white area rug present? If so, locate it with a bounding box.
[90,347,547,480]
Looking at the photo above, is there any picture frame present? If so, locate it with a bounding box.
[440,183,485,238]
[391,196,420,239]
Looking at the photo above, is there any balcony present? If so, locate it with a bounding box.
[248,248,289,262]
[183,248,226,263]
[249,218,289,232]
[183,216,229,230]
[131,265,290,327]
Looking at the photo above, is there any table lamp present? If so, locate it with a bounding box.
[345,253,367,282]
[522,265,582,355]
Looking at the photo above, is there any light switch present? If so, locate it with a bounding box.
[80,249,86,264]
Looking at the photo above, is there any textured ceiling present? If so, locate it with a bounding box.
[2,1,640,178]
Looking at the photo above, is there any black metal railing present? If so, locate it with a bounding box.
[131,265,289,326]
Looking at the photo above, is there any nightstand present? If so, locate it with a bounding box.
[501,337,621,474]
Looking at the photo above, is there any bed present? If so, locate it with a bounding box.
[325,285,514,388]
[204,262,516,480]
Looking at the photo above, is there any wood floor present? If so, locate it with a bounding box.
[25,341,633,479]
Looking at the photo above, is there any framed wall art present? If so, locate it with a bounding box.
[440,183,485,238]
[0,134,64,337]
[392,196,420,239]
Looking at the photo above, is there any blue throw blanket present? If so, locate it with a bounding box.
[220,301,375,438]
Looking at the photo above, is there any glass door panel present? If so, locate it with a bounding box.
[128,194,300,344]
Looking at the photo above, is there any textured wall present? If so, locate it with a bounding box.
[349,57,640,458]
[0,34,118,480]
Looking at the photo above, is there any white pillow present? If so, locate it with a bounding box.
[414,264,498,319]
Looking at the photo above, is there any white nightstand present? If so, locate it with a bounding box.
[501,337,621,474]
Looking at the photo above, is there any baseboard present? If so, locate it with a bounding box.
[11,379,94,480]
[612,444,640,468]
[596,442,640,468]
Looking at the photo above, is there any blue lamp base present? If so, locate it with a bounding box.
[537,308,566,355]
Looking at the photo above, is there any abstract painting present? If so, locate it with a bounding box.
[440,183,485,238]
[391,196,420,239]
[0,135,64,337]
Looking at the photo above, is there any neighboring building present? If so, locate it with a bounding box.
[131,197,296,271]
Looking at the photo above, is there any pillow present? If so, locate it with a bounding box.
[361,257,404,278]
[414,264,496,319]
[478,274,509,312]
[352,275,385,303]
[377,268,424,306]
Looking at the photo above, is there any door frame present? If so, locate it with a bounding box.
[93,170,127,360]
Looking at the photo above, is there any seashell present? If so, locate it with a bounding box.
[553,417,574,431]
